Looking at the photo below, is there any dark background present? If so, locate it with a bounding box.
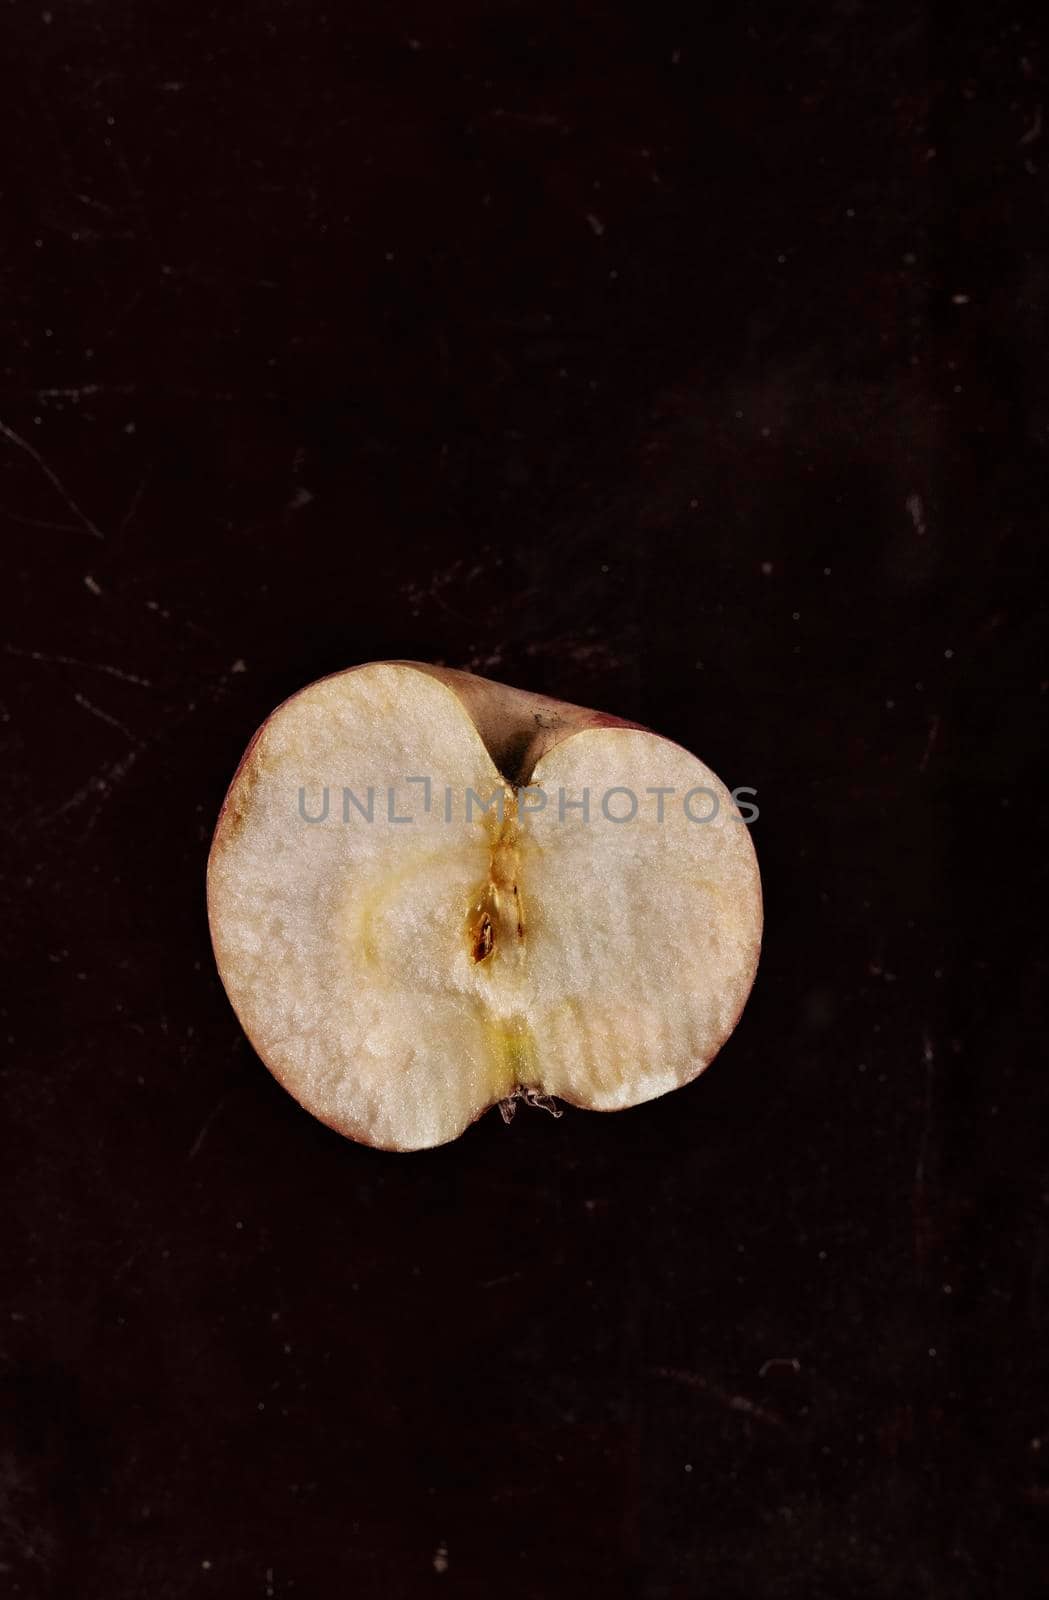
[3,2,1048,1595]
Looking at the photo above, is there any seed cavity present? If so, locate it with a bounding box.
[473,910,494,963]
[465,792,526,966]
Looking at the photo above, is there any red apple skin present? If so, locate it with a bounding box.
[401,662,650,785]
[207,661,761,1148]
[208,660,649,846]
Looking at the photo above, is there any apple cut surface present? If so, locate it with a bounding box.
[207,662,762,1150]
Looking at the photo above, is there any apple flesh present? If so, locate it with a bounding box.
[207,662,762,1150]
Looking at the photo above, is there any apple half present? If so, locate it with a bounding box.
[207,662,761,1150]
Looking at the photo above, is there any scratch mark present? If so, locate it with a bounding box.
[906,492,926,536]
[651,1366,785,1428]
[1,507,85,534]
[0,417,105,539]
[759,1357,802,1378]
[30,380,137,405]
[75,192,117,216]
[919,713,941,773]
[34,746,142,831]
[6,644,152,687]
[73,692,137,741]
[491,109,566,129]
[913,1030,936,1270]
[118,468,150,535]
[34,384,116,400]
[1019,104,1043,146]
[189,1089,236,1161]
[481,1271,523,1290]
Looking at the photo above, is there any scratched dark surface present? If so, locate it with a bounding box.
[3,3,1048,1596]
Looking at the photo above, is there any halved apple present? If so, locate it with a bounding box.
[207,662,761,1150]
